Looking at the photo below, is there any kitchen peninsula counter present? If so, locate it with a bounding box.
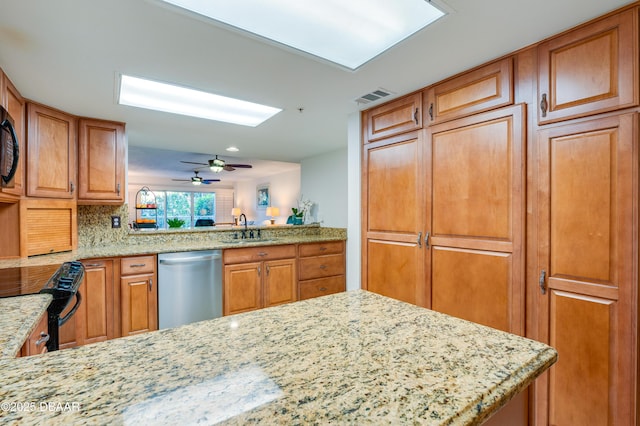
[0,294,51,358]
[0,291,556,425]
[0,224,346,269]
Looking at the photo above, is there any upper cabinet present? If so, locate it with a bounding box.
[78,118,126,205]
[0,70,26,200]
[537,7,639,124]
[26,102,77,199]
[364,92,422,142]
[424,57,514,125]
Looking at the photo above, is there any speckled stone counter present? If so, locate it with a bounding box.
[0,291,556,425]
[0,294,51,359]
[0,224,346,269]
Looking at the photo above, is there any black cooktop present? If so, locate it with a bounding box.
[0,264,62,298]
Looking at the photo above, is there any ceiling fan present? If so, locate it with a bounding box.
[181,155,253,173]
[172,170,220,186]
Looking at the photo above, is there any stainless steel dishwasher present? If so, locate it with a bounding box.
[157,250,222,329]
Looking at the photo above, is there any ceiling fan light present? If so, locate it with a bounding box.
[209,158,226,173]
[191,176,203,185]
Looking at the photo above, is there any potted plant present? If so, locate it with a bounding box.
[289,198,312,225]
[167,218,186,229]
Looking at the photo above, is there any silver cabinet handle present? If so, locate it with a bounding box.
[116,183,121,195]
[318,287,327,292]
[540,93,548,117]
[425,231,430,249]
[70,181,75,193]
[417,232,422,248]
[149,278,153,291]
[257,252,268,257]
[319,265,327,270]
[130,263,146,268]
[35,332,50,347]
[257,266,261,275]
[319,246,327,251]
[84,263,101,267]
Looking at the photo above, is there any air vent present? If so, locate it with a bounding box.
[355,88,394,104]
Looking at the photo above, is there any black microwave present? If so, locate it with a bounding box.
[0,106,19,188]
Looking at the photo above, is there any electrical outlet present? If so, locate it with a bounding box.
[111,215,121,228]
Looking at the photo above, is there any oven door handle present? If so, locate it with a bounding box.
[58,291,81,327]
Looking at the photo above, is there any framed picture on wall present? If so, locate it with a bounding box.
[257,184,269,209]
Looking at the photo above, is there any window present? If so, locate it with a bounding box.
[149,190,234,229]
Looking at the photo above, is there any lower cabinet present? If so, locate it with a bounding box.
[120,255,157,336]
[223,245,297,315]
[298,241,345,300]
[76,259,115,345]
[20,312,49,357]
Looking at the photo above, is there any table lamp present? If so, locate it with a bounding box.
[266,206,280,225]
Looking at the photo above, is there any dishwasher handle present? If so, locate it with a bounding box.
[159,254,220,266]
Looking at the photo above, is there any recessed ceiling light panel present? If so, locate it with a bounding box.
[160,0,446,70]
[118,75,281,127]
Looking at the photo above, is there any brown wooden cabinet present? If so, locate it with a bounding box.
[0,70,25,200]
[19,199,77,257]
[424,57,513,125]
[120,255,157,336]
[76,259,115,345]
[19,312,49,357]
[537,8,638,124]
[223,245,297,315]
[26,102,77,199]
[365,92,422,142]
[78,118,126,205]
[362,130,426,306]
[534,114,636,425]
[426,105,526,335]
[298,241,345,300]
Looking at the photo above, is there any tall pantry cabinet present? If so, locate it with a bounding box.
[361,4,639,425]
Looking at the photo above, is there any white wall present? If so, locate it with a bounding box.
[346,112,361,291]
[235,168,301,225]
[300,148,348,228]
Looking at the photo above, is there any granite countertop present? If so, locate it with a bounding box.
[0,294,51,359]
[0,232,346,269]
[0,290,556,425]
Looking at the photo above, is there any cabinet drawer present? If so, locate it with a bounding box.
[425,57,513,125]
[299,254,345,280]
[121,255,156,275]
[298,241,344,257]
[224,244,296,264]
[299,276,345,300]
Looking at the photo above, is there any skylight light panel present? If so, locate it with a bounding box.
[118,75,281,127]
[159,0,446,70]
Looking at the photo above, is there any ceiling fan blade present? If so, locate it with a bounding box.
[172,179,190,182]
[180,161,208,166]
[223,165,235,171]
[203,179,221,183]
[226,164,252,168]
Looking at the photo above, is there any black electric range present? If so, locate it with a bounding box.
[0,261,84,351]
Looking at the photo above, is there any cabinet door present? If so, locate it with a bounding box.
[534,114,636,425]
[427,105,525,334]
[425,57,513,125]
[263,258,297,307]
[365,92,422,142]
[0,71,25,198]
[224,262,262,315]
[26,103,77,198]
[58,298,79,350]
[77,259,114,345]
[362,131,427,306]
[537,8,638,124]
[78,118,126,204]
[120,273,157,336]
[20,312,49,357]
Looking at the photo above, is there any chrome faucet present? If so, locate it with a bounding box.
[239,213,247,238]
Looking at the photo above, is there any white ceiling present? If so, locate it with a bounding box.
[0,0,634,183]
